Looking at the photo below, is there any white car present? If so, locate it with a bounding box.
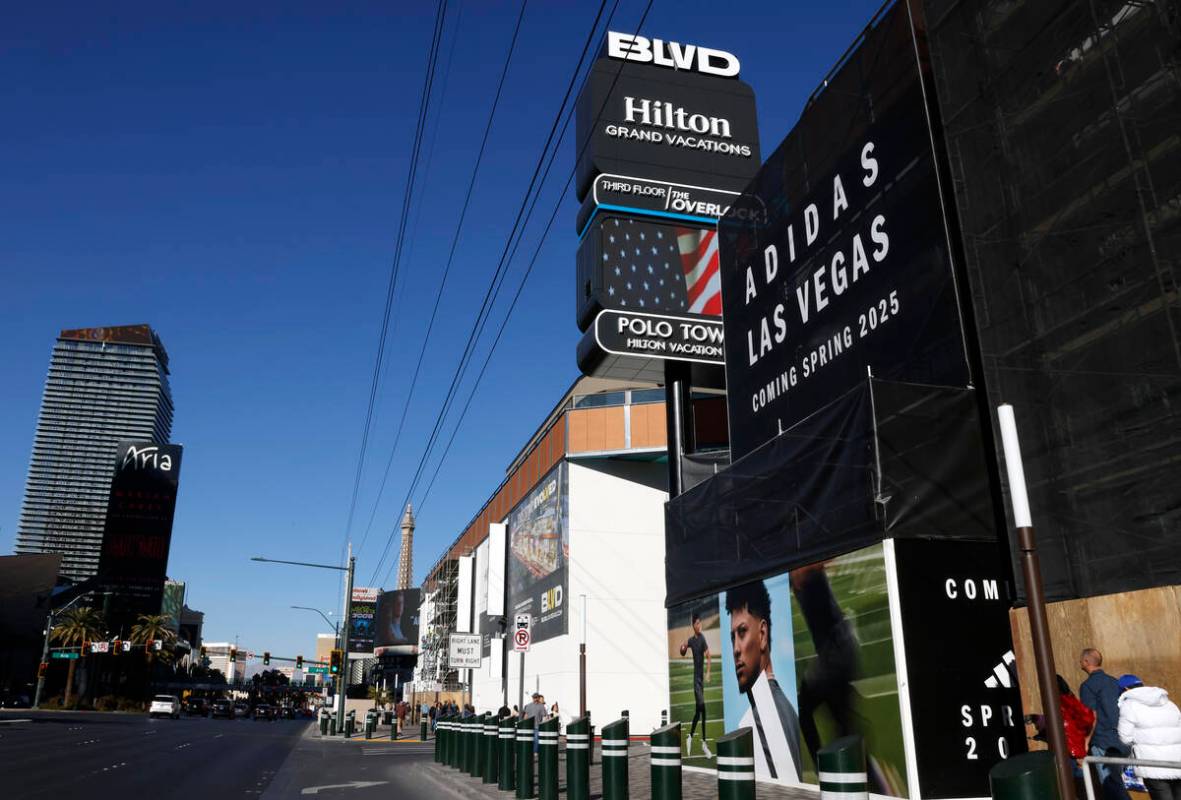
[149,695,181,719]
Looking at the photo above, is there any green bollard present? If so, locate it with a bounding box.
[589,723,596,766]
[818,735,868,800]
[716,728,755,800]
[422,719,429,742]
[470,713,488,777]
[601,717,629,800]
[499,715,517,791]
[567,716,591,800]
[329,713,338,736]
[437,717,446,763]
[434,718,442,761]
[650,722,682,800]
[319,711,329,736]
[483,715,500,784]
[516,717,535,799]
[445,716,455,768]
[459,716,471,770]
[989,751,1060,800]
[538,716,560,800]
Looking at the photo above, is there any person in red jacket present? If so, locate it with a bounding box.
[1029,675,1095,794]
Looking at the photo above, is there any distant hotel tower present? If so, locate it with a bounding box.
[14,325,174,580]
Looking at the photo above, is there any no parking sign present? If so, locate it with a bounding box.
[513,613,531,652]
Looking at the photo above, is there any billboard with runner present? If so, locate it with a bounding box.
[506,462,568,645]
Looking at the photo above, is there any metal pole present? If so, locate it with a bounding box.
[580,594,587,718]
[997,405,1075,800]
[518,650,525,712]
[32,608,54,709]
[663,363,686,498]
[337,544,355,723]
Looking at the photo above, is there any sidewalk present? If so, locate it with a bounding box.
[422,741,818,800]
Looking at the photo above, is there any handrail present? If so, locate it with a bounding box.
[1081,754,1181,800]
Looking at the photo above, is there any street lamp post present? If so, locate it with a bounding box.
[32,593,88,709]
[252,543,356,724]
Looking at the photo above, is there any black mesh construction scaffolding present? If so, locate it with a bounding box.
[922,0,1181,601]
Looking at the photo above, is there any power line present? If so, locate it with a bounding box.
[356,0,530,559]
[365,0,618,586]
[338,0,450,569]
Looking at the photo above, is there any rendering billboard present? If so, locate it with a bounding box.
[506,462,568,645]
[717,4,970,459]
[97,441,183,627]
[373,588,421,655]
[348,586,379,657]
[160,580,185,634]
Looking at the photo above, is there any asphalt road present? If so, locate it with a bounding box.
[0,710,307,799]
[261,729,437,800]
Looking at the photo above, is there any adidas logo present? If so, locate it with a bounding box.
[984,650,1016,688]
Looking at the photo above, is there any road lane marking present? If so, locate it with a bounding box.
[300,781,387,795]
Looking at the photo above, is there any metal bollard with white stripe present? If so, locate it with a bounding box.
[601,717,629,800]
[538,716,560,800]
[818,735,868,800]
[498,715,517,792]
[716,728,755,800]
[483,715,500,784]
[566,716,591,800]
[516,717,535,799]
[470,713,488,777]
[651,722,682,800]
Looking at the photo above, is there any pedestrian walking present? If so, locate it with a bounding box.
[1029,675,1094,797]
[1118,674,1181,800]
[1080,648,1133,800]
[550,701,560,722]
[523,692,547,753]
[498,702,511,718]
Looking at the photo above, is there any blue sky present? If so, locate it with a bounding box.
[1,0,884,660]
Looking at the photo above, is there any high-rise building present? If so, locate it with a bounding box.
[14,325,174,581]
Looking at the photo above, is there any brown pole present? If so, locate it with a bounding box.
[579,643,587,717]
[1018,525,1075,800]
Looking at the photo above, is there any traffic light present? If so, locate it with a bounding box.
[200,645,207,659]
[112,639,121,655]
[229,647,238,663]
[38,662,48,678]
[329,649,342,675]
[263,652,270,666]
[295,655,303,669]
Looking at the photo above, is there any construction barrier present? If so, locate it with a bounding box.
[516,717,535,799]
[538,716,560,800]
[651,723,682,800]
[567,716,591,800]
[818,736,868,800]
[499,714,517,792]
[716,728,755,800]
[601,717,629,800]
[989,751,1060,800]
[483,715,500,784]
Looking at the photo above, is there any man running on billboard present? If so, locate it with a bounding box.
[727,581,801,782]
[680,611,713,757]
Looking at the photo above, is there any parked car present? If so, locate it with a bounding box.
[253,704,275,721]
[211,698,235,719]
[233,701,250,718]
[149,695,181,720]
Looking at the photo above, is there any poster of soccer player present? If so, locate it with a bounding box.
[720,574,802,784]
[667,595,723,767]
[789,543,908,796]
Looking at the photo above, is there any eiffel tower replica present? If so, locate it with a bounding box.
[395,503,415,591]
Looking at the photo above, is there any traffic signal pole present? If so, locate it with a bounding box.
[337,544,355,723]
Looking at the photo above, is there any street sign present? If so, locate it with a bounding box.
[91,641,110,654]
[513,613,532,653]
[307,666,328,675]
[51,651,79,660]
[448,633,482,669]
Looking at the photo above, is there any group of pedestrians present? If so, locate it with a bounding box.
[1035,648,1181,800]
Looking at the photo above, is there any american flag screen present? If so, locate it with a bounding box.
[578,215,721,329]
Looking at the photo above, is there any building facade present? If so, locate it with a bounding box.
[14,325,174,581]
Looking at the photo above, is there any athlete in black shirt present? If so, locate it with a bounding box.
[679,612,712,757]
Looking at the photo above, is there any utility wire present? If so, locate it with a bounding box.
[337,0,449,570]
[356,0,530,559]
[369,0,657,586]
[366,0,616,586]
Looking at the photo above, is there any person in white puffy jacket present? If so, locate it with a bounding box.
[1117,674,1181,800]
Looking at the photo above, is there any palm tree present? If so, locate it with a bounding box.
[130,614,177,697]
[50,607,106,707]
